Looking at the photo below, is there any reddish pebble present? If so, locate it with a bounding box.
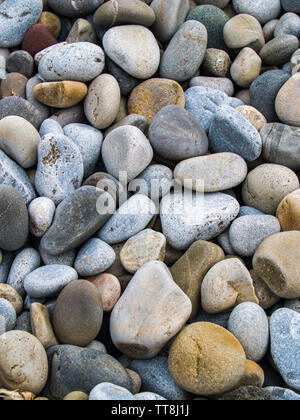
[22,24,57,57]
[88,273,121,312]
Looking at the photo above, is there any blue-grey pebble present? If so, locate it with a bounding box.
[6,50,34,79]
[0,96,44,129]
[98,194,156,245]
[74,238,116,277]
[232,0,281,24]
[209,105,262,161]
[281,62,291,73]
[189,309,230,329]
[7,248,41,298]
[274,13,300,37]
[26,76,51,122]
[0,0,43,48]
[106,57,140,98]
[250,70,291,122]
[39,245,76,267]
[0,314,6,335]
[0,298,16,331]
[239,206,265,217]
[281,0,300,13]
[0,252,14,284]
[89,383,135,400]
[48,0,104,18]
[15,311,32,333]
[270,308,300,391]
[159,20,208,83]
[35,134,84,205]
[229,215,281,257]
[130,357,190,400]
[265,387,300,401]
[228,302,269,362]
[63,123,103,178]
[135,165,173,201]
[227,97,245,108]
[39,119,64,137]
[185,86,228,131]
[24,265,78,299]
[217,228,235,255]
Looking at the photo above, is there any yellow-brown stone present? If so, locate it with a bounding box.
[277,189,300,231]
[238,360,265,388]
[237,105,267,132]
[0,284,23,315]
[38,11,61,39]
[1,73,28,99]
[30,303,59,349]
[34,81,88,108]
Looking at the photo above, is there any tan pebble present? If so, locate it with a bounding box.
[126,369,142,394]
[30,303,59,349]
[0,284,23,315]
[230,48,262,88]
[1,72,28,98]
[237,106,267,132]
[277,188,300,231]
[66,18,97,44]
[250,269,280,310]
[63,391,89,401]
[276,73,300,127]
[0,388,35,400]
[34,397,49,400]
[88,273,121,312]
[39,11,61,38]
[34,81,88,108]
[238,360,265,388]
[202,48,232,78]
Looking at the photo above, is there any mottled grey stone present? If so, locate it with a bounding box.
[0,252,14,284]
[6,50,34,79]
[217,228,235,255]
[0,96,44,129]
[26,76,51,122]
[0,298,16,331]
[232,0,281,24]
[39,246,76,267]
[281,0,300,14]
[106,57,140,97]
[265,387,300,401]
[274,13,300,37]
[239,206,265,217]
[15,311,32,333]
[189,309,230,329]
[89,383,135,400]
[48,0,104,18]
[105,114,147,138]
[136,164,173,201]
[259,35,299,66]
[190,76,234,96]
[285,298,300,314]
[39,119,64,137]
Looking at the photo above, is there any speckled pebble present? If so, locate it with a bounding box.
[75,238,116,277]
[0,298,16,331]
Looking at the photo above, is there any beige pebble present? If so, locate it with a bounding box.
[63,391,89,401]
[1,72,28,98]
[126,369,142,394]
[237,106,267,132]
[251,269,280,310]
[66,18,97,44]
[30,303,59,349]
[277,188,300,231]
[39,11,61,38]
[230,48,262,88]
[88,273,121,312]
[0,284,23,315]
[276,73,300,127]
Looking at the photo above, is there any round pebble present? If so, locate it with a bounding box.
[276,73,300,127]
[88,273,121,312]
[230,48,262,88]
[28,197,56,238]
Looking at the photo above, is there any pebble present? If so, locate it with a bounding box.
[1,72,28,99]
[160,191,240,251]
[30,303,58,349]
[0,330,48,394]
[282,0,300,13]
[128,78,185,125]
[201,48,232,77]
[242,164,300,214]
[34,81,88,108]
[50,104,86,127]
[0,284,23,315]
[285,298,300,313]
[103,25,160,79]
[66,19,97,44]
[0,0,43,48]
[120,229,166,274]
[53,280,103,347]
[236,106,267,132]
[47,345,133,399]
[74,238,116,277]
[134,164,173,201]
[64,391,89,401]
[270,308,300,391]
[102,126,153,183]
[38,11,61,39]
[159,21,207,83]
[0,315,5,335]
[47,0,104,18]
[291,48,300,75]
[15,311,32,333]
[39,119,63,137]
[277,189,300,231]
[201,258,258,313]
[0,96,44,129]
[105,57,140,97]
[266,387,300,401]
[238,360,265,388]
[63,123,103,178]
[24,265,78,299]
[26,76,51,122]
[209,105,262,161]
[218,386,273,401]
[230,48,262,88]
[190,76,234,96]
[263,19,278,42]
[110,261,192,358]
[276,73,300,127]
[228,302,269,362]
[28,197,56,238]
[22,24,57,57]
[174,153,248,192]
[253,231,300,299]
[88,273,121,312]
[259,35,299,66]
[89,383,134,400]
[84,74,121,130]
[274,12,300,37]
[35,133,84,205]
[126,369,141,394]
[0,298,16,331]
[229,215,281,257]
[232,0,281,24]
[39,247,76,267]
[168,322,247,395]
[7,248,41,298]
[6,49,34,78]
[149,105,208,161]
[38,42,105,82]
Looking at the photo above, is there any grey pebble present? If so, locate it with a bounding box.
[265,387,300,401]
[135,164,173,201]
[24,295,46,311]
[189,309,230,329]
[232,0,281,24]
[86,341,107,353]
[50,104,87,127]
[6,50,34,79]
[0,96,44,129]
[0,314,6,335]
[15,311,32,333]
[89,383,135,401]
[282,0,300,13]
[26,76,51,122]
[227,97,245,108]
[217,228,235,255]
[190,76,234,96]
[284,298,300,313]
[259,35,299,66]
[105,114,147,138]
[47,0,104,18]
[0,252,14,284]
[274,13,300,38]
[0,298,16,331]
[239,206,265,217]
[39,119,64,137]
[39,245,76,267]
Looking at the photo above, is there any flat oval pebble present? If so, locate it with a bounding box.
[34,81,88,109]
[38,42,105,82]
[259,35,299,67]
[103,25,160,79]
[232,0,281,24]
[0,298,16,331]
[24,265,78,299]
[48,0,104,18]
[229,215,281,257]
[266,387,300,401]
[110,261,192,358]
[89,382,135,400]
[174,153,248,193]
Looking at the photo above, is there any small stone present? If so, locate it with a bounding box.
[24,265,78,299]
[34,81,88,108]
[88,273,121,312]
[174,153,248,193]
[209,105,262,161]
[190,76,234,96]
[276,73,300,127]
[266,387,300,401]
[89,382,135,400]
[22,24,57,57]
[159,21,207,83]
[110,261,192,358]
[66,19,97,44]
[48,0,104,18]
[126,369,141,394]
[86,340,107,353]
[0,284,23,315]
[229,215,281,257]
[38,11,61,38]
[1,73,28,99]
[223,14,265,53]
[232,0,281,24]
[28,197,56,238]
[149,105,208,162]
[201,48,232,78]
[6,50,34,79]
[128,78,185,126]
[30,303,58,349]
[291,48,300,75]
[230,48,262,88]
[0,96,44,129]
[0,330,48,395]
[15,311,32,334]
[84,74,121,129]
[238,360,265,388]
[53,280,103,347]
[217,386,273,401]
[50,104,86,127]
[260,35,299,66]
[253,231,300,299]
[228,302,269,362]
[277,189,300,231]
[38,42,105,82]
[103,25,160,79]
[201,258,259,313]
[236,106,267,132]
[251,270,281,310]
[242,164,300,214]
[0,298,16,331]
[270,308,300,391]
[135,164,173,201]
[263,19,278,42]
[217,228,235,255]
[63,391,89,401]
[26,75,51,122]
[168,322,247,395]
[235,90,251,106]
[120,229,166,274]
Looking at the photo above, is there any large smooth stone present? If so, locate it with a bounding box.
[0,0,43,48]
[159,21,207,82]
[41,186,111,256]
[174,153,248,192]
[102,126,153,183]
[160,192,240,251]
[259,35,299,66]
[38,42,105,82]
[209,105,262,161]
[47,345,133,400]
[149,105,208,162]
[276,73,300,127]
[110,261,192,359]
[270,308,300,391]
[47,0,104,18]
[0,185,29,252]
[201,258,258,313]
[168,323,247,395]
[232,0,281,24]
[102,25,160,79]
[24,265,78,299]
[35,134,84,205]
[53,280,103,347]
